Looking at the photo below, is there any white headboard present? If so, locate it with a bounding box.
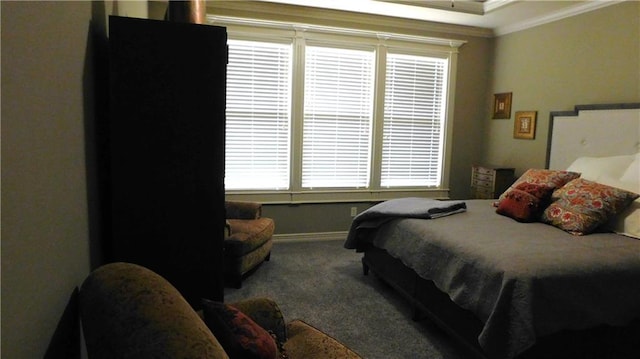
[547,103,640,170]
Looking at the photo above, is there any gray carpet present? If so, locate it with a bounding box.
[224,239,472,359]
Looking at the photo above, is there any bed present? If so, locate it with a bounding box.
[344,103,640,359]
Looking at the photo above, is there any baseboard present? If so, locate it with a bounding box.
[273,231,348,243]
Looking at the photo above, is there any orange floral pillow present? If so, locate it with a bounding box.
[540,178,640,235]
[497,169,580,206]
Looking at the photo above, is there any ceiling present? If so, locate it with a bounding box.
[254,0,624,36]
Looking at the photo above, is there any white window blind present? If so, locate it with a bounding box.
[225,39,292,190]
[381,53,448,187]
[302,46,374,188]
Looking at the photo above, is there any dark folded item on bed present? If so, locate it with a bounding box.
[344,197,466,249]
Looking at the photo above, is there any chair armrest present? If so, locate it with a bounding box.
[284,320,362,358]
[80,263,228,359]
[225,201,262,219]
[229,297,287,344]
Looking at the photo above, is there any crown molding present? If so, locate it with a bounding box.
[380,0,519,15]
[208,14,468,49]
[483,0,517,14]
[494,0,624,36]
[376,0,485,15]
[207,1,494,38]
[206,0,624,38]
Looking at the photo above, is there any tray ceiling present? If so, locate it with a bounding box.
[253,0,624,36]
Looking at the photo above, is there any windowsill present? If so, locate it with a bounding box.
[225,188,450,204]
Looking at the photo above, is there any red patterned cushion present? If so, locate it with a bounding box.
[541,178,640,235]
[201,299,277,359]
[497,169,581,206]
[496,183,554,222]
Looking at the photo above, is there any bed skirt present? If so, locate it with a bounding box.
[362,245,640,359]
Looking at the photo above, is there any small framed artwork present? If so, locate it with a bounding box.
[513,111,537,139]
[492,92,512,119]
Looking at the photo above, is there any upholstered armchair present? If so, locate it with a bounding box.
[224,200,275,288]
[80,262,363,359]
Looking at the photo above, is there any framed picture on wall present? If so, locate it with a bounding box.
[513,111,537,139]
[492,92,512,119]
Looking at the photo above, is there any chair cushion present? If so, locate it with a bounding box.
[225,218,275,257]
[226,201,262,219]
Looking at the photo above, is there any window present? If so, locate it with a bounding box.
[302,46,375,188]
[215,17,463,202]
[225,39,292,190]
[381,53,448,187]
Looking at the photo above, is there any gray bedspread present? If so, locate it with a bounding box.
[345,199,640,359]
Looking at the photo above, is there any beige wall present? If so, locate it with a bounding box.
[1,1,94,358]
[483,1,640,177]
[2,3,637,357]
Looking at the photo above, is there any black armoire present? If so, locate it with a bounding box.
[106,16,227,306]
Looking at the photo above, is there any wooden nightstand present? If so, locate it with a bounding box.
[471,165,515,199]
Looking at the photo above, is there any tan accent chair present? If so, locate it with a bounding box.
[80,262,362,359]
[224,200,275,288]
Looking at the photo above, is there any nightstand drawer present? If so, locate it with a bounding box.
[474,166,495,176]
[472,178,492,188]
[472,172,494,182]
[470,165,515,199]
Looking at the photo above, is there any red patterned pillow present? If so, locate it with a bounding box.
[201,299,277,359]
[496,183,554,222]
[496,169,580,206]
[541,178,640,235]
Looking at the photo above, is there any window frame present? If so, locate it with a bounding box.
[225,38,293,191]
[380,50,450,188]
[301,43,376,189]
[210,16,464,204]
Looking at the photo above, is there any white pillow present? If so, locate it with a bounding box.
[566,154,636,182]
[598,176,640,239]
[607,200,640,239]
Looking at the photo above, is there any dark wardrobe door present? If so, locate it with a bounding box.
[107,16,227,306]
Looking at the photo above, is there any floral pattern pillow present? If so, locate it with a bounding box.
[540,178,640,235]
[496,169,580,206]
